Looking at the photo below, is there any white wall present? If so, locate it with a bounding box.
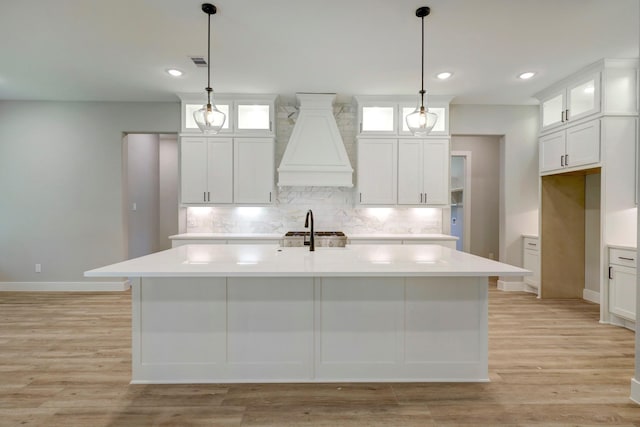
[450,105,539,282]
[451,136,500,259]
[0,101,179,283]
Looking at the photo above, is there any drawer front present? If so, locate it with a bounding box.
[609,248,637,268]
[523,237,539,251]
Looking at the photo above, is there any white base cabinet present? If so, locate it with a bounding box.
[608,247,637,322]
[522,237,540,292]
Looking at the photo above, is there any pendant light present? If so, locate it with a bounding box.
[193,3,226,134]
[406,6,438,136]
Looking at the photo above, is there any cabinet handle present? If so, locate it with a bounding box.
[609,266,613,280]
[269,192,272,202]
[618,256,635,261]
[424,193,427,204]
[561,155,564,167]
[420,193,423,203]
[207,192,211,202]
[561,110,565,123]
[204,192,207,202]
[564,154,568,166]
[565,109,569,121]
[360,192,362,203]
[527,243,537,247]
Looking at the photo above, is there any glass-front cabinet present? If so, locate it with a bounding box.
[538,72,601,133]
[355,95,452,137]
[178,93,276,135]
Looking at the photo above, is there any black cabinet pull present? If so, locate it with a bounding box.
[561,155,564,167]
[564,154,568,166]
[609,266,613,280]
[618,256,635,261]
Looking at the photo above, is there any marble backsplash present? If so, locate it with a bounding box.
[186,187,443,234]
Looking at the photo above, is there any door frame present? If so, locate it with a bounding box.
[451,151,472,253]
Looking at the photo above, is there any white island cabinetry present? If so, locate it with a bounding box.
[86,244,527,384]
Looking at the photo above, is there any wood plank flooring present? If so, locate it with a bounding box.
[1,285,640,426]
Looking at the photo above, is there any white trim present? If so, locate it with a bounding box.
[583,288,601,304]
[0,281,130,292]
[631,378,640,405]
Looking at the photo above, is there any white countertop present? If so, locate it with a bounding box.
[169,233,457,241]
[169,233,282,240]
[348,233,457,240]
[86,244,528,278]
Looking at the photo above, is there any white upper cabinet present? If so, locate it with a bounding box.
[539,120,600,174]
[355,95,452,136]
[178,94,277,135]
[398,139,449,206]
[536,59,638,134]
[233,138,274,204]
[357,138,397,205]
[180,137,233,204]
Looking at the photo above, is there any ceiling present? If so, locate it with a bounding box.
[0,0,637,105]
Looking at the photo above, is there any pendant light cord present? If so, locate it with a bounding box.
[420,14,425,106]
[207,11,211,91]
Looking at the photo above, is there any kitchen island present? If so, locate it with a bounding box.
[85,244,528,384]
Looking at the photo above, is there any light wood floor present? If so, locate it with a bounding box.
[2,285,640,426]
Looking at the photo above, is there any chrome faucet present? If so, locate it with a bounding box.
[304,209,315,251]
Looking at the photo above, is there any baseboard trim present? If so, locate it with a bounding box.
[582,288,600,305]
[630,378,640,405]
[497,280,524,291]
[0,281,131,292]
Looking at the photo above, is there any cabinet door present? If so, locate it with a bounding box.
[539,131,567,173]
[565,120,600,169]
[567,72,601,123]
[207,138,233,204]
[234,138,274,204]
[540,90,566,132]
[422,139,449,205]
[609,264,636,321]
[181,137,209,203]
[397,140,423,204]
[357,139,397,205]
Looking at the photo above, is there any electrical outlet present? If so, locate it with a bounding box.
[35,264,41,273]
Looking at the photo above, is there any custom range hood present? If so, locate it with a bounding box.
[278,93,353,187]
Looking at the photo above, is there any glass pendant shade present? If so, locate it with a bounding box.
[194,100,226,134]
[406,93,438,136]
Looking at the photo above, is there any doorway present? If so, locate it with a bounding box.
[123,133,179,259]
[451,135,501,260]
[450,152,471,252]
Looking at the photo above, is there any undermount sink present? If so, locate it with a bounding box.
[282,231,347,248]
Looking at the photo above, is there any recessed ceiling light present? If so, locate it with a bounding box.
[436,71,453,80]
[518,72,536,80]
[166,68,183,77]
